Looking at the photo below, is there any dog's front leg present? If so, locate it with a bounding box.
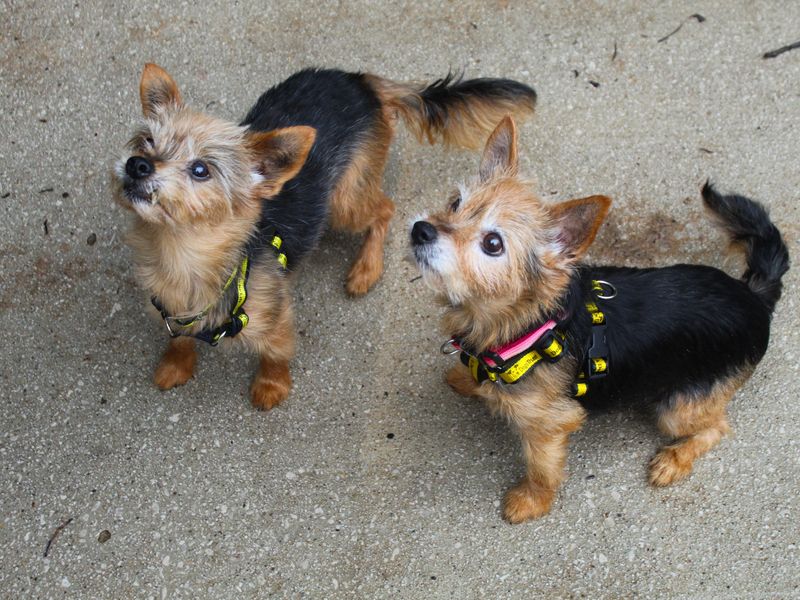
[154,336,197,390]
[445,364,481,398]
[501,393,586,523]
[251,354,292,411]
[249,311,295,411]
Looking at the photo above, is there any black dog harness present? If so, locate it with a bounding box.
[151,230,288,346]
[444,280,615,396]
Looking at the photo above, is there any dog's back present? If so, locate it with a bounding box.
[241,69,383,267]
[576,184,789,407]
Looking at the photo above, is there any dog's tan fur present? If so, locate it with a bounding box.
[649,366,752,486]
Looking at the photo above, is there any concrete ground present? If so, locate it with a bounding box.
[1,1,798,598]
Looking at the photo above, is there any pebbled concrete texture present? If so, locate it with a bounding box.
[1,0,799,597]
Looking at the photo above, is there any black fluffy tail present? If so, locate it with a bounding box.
[702,181,790,312]
[366,72,536,149]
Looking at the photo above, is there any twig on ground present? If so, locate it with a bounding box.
[763,40,800,59]
[43,518,73,557]
[658,13,705,43]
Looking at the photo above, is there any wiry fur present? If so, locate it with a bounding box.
[367,72,536,149]
[114,64,538,410]
[411,117,789,523]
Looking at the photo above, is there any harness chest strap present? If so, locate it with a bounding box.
[450,279,614,392]
[459,330,565,384]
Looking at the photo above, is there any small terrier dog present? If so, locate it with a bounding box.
[411,116,789,523]
[113,64,536,410]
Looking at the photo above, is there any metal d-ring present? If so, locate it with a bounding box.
[163,317,180,338]
[440,338,460,355]
[594,279,617,300]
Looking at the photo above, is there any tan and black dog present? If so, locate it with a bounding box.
[411,116,789,522]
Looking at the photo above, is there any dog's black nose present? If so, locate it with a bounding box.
[411,221,438,245]
[125,156,154,180]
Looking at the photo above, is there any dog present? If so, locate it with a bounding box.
[410,116,789,523]
[113,64,537,410]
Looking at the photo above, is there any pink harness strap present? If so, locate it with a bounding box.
[452,319,558,368]
[490,319,558,362]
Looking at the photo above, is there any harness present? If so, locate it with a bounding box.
[151,230,288,346]
[443,280,615,396]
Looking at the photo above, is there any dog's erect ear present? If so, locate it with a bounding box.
[548,195,612,259]
[479,116,519,182]
[140,63,182,118]
[247,126,317,197]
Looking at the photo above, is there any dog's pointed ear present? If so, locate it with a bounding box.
[548,195,612,259]
[479,116,519,182]
[140,63,182,118]
[247,126,317,197]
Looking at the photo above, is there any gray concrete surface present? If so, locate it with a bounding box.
[1,1,799,598]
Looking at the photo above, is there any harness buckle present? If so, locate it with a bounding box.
[586,323,609,379]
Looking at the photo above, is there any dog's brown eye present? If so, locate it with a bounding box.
[145,137,154,146]
[450,194,461,212]
[190,161,210,180]
[481,232,504,256]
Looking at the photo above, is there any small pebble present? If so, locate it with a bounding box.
[98,530,111,543]
[87,232,97,246]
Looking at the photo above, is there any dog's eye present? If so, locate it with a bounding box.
[145,136,154,146]
[190,161,210,180]
[481,232,504,256]
[449,193,461,212]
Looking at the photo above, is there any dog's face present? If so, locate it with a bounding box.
[411,116,610,311]
[113,63,315,226]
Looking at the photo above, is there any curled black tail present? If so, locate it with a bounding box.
[702,181,790,312]
[366,72,536,149]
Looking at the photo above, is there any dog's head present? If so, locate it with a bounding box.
[113,63,316,226]
[411,116,611,315]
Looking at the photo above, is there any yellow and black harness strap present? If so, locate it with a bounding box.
[460,331,566,385]
[271,234,288,270]
[571,284,612,397]
[151,230,288,346]
[187,255,251,346]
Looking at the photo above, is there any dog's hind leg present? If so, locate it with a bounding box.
[649,368,752,486]
[329,111,396,297]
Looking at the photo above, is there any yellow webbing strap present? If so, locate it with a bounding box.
[467,332,566,385]
[272,235,288,269]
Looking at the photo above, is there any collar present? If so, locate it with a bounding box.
[151,231,287,346]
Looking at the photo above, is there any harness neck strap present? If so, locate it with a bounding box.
[151,230,287,346]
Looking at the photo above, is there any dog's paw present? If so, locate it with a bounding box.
[649,447,692,487]
[251,377,290,411]
[446,366,478,398]
[345,260,381,297]
[502,483,554,524]
[154,357,194,390]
